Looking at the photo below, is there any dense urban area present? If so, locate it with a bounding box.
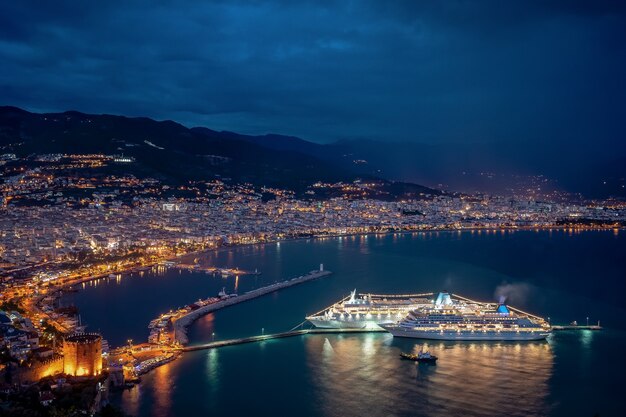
[1,152,625,415]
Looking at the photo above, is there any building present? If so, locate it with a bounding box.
[63,333,103,377]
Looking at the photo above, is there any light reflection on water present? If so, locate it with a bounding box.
[306,334,553,417]
[579,330,593,347]
[151,359,174,416]
[115,330,626,417]
[103,230,624,416]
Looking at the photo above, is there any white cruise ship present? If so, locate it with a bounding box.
[306,290,433,330]
[382,292,551,341]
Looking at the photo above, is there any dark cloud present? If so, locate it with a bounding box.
[1,0,625,155]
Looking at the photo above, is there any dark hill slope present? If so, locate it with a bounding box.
[0,106,440,197]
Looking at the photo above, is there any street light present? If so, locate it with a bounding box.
[212,332,215,342]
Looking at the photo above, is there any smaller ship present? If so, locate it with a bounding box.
[218,287,237,299]
[400,350,438,364]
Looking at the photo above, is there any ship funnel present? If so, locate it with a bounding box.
[435,292,453,307]
[496,302,510,315]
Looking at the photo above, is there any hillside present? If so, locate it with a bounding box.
[0,106,439,198]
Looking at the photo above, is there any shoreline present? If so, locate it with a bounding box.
[54,225,621,381]
[35,225,622,331]
[45,224,624,295]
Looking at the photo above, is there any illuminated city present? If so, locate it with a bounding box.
[1,1,625,416]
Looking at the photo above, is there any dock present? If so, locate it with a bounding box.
[181,328,384,352]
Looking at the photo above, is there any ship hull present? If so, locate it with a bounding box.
[385,328,550,341]
[306,318,396,330]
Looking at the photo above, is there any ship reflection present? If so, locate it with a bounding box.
[306,334,554,417]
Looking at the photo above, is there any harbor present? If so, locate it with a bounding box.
[75,231,622,417]
[110,265,332,380]
[125,282,605,381]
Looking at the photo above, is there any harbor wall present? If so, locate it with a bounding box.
[173,270,331,345]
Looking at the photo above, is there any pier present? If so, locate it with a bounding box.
[551,325,602,331]
[171,267,331,344]
[181,328,384,352]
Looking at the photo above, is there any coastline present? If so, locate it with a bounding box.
[35,225,622,332]
[52,226,621,381]
[44,224,624,295]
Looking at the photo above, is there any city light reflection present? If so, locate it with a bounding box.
[305,334,553,417]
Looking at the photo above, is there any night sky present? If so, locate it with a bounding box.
[1,1,625,153]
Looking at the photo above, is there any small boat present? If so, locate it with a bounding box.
[400,350,438,364]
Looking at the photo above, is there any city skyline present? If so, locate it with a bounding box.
[1,2,625,416]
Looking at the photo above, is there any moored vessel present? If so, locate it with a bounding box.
[382,292,551,341]
[306,289,433,330]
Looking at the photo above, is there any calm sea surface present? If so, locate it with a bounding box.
[65,230,626,417]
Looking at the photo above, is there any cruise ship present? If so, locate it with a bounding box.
[382,292,551,341]
[306,290,433,330]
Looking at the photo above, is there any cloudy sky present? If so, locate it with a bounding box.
[1,1,625,150]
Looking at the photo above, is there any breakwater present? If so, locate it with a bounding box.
[172,268,332,345]
[181,328,385,352]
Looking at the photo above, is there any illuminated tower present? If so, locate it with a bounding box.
[63,333,103,377]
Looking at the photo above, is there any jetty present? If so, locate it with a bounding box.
[551,319,602,331]
[171,266,331,344]
[551,325,602,331]
[181,328,383,352]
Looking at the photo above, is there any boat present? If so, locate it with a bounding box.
[306,289,433,330]
[382,292,551,341]
[400,350,438,363]
[217,287,237,299]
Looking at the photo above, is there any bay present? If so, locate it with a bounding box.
[66,230,626,416]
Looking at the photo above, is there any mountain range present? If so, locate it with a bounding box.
[1,106,624,199]
[0,106,437,199]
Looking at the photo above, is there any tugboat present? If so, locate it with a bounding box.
[399,350,438,364]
